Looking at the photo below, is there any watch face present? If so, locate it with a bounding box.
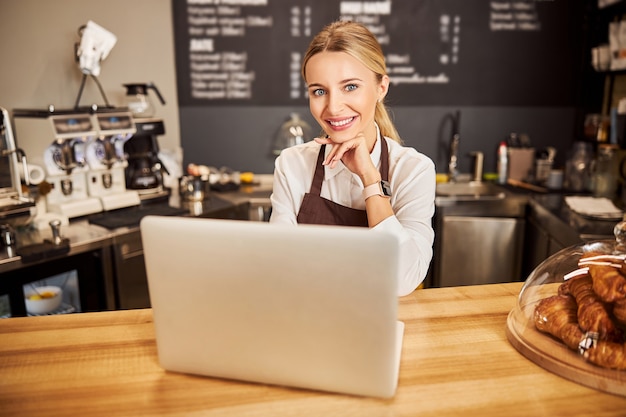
[381,180,392,197]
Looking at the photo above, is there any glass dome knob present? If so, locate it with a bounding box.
[614,215,626,246]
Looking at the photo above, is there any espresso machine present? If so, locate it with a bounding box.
[85,111,140,210]
[13,109,103,218]
[0,107,36,227]
[123,118,169,200]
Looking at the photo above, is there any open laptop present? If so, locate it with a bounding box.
[140,215,404,398]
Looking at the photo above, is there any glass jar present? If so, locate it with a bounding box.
[564,141,593,192]
[590,144,619,199]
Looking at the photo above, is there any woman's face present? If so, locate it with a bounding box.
[304,51,388,146]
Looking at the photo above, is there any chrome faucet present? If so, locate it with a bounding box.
[448,135,459,182]
[447,110,461,182]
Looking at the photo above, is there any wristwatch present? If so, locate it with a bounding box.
[362,180,392,200]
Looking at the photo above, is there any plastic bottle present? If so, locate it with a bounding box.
[497,141,508,185]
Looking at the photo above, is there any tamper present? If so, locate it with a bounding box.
[49,219,63,246]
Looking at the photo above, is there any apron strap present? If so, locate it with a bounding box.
[380,138,389,182]
[310,144,326,196]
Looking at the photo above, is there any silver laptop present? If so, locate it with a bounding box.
[140,215,404,398]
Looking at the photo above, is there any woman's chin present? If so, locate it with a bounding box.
[325,126,358,142]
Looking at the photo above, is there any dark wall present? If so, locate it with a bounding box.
[180,106,576,175]
[175,0,583,174]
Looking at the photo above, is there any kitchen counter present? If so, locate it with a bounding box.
[0,219,115,274]
[0,183,272,314]
[529,193,620,244]
[1,282,624,416]
[495,181,621,244]
[517,191,623,278]
[0,176,274,274]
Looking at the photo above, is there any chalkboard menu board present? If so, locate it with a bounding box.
[173,0,576,106]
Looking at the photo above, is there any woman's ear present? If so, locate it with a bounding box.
[378,75,390,101]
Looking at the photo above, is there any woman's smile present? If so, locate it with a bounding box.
[327,116,357,131]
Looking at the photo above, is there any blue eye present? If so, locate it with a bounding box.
[345,84,358,92]
[312,89,325,97]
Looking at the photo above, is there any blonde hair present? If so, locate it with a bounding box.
[302,20,401,143]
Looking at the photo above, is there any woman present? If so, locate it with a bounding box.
[270,21,435,296]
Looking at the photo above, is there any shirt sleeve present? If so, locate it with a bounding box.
[269,145,311,225]
[269,171,297,225]
[373,151,436,296]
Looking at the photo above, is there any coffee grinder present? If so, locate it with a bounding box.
[85,111,140,210]
[14,110,104,218]
[124,118,169,200]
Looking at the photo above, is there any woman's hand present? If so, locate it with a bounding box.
[314,133,380,185]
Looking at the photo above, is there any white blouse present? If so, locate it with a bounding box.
[270,135,436,296]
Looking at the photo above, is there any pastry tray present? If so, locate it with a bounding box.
[506,299,626,397]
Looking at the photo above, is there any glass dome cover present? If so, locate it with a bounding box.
[272,113,313,156]
[506,218,626,396]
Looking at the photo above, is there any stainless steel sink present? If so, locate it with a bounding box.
[436,181,506,201]
[431,180,528,288]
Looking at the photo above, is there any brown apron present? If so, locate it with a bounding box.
[296,138,389,227]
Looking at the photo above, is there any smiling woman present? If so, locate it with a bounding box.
[269,20,436,297]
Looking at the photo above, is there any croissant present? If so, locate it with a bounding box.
[534,294,583,350]
[568,275,623,342]
[580,336,626,370]
[614,298,626,325]
[532,252,626,370]
[587,264,626,303]
[558,278,572,296]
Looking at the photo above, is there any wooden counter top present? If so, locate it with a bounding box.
[1,282,624,416]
